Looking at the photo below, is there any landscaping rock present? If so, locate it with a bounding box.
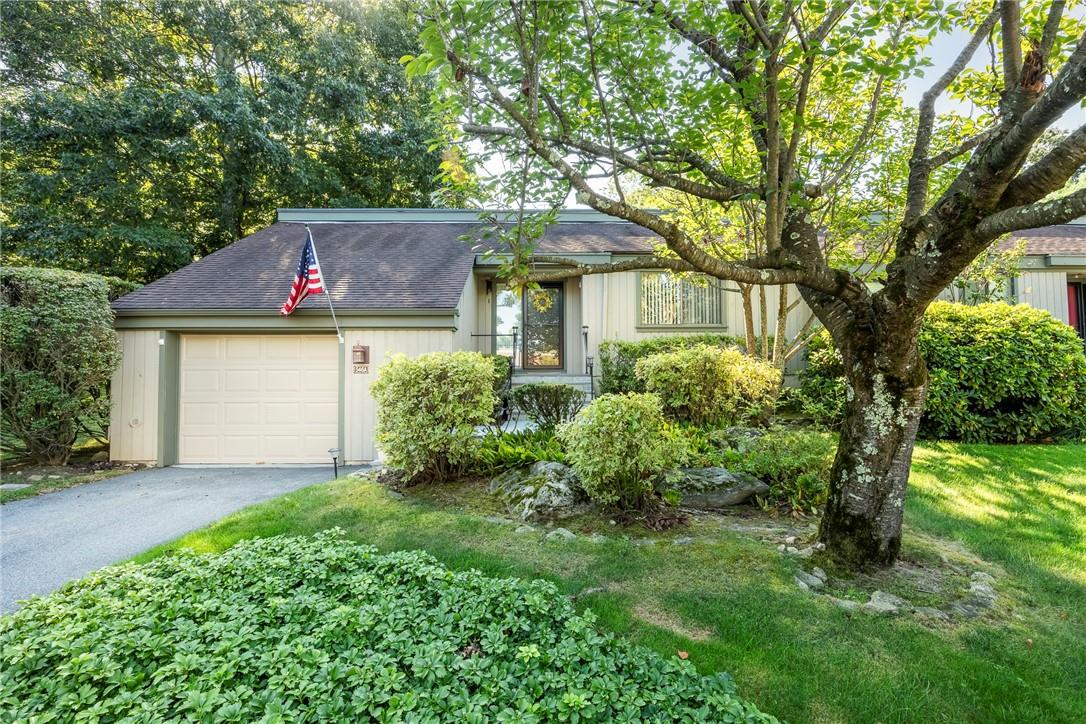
[674,468,769,509]
[90,451,110,463]
[829,596,860,612]
[915,606,951,622]
[514,525,537,535]
[484,515,511,525]
[795,570,825,590]
[795,578,810,591]
[387,490,405,501]
[488,462,589,522]
[811,567,827,582]
[862,590,909,616]
[545,527,576,542]
[784,536,797,545]
[632,538,656,547]
[673,536,694,546]
[588,533,607,544]
[0,483,31,490]
[28,475,44,482]
[951,577,998,619]
[793,547,814,558]
[720,426,765,450]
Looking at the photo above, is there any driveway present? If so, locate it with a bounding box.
[0,466,357,613]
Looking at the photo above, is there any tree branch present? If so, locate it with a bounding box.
[1039,1,1065,60]
[927,127,997,168]
[998,123,1086,209]
[977,186,1086,237]
[903,8,1000,227]
[524,254,695,281]
[1001,0,1022,89]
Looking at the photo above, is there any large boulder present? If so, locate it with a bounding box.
[675,467,769,509]
[488,461,590,522]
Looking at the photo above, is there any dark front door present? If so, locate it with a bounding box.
[1069,282,1085,340]
[523,283,564,370]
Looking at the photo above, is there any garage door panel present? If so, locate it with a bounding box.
[184,336,221,361]
[266,369,301,392]
[181,402,218,426]
[225,337,261,359]
[182,370,220,394]
[224,369,260,393]
[178,334,338,464]
[223,403,259,425]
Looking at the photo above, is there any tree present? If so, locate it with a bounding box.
[411,0,1086,567]
[0,0,442,283]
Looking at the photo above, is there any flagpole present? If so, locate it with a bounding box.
[306,225,343,343]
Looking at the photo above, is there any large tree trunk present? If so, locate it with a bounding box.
[818,323,928,567]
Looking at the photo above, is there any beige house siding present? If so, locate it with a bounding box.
[109,330,161,463]
[453,272,480,352]
[342,328,457,463]
[1016,270,1069,323]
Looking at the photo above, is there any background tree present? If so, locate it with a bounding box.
[1,0,442,283]
[412,0,1086,568]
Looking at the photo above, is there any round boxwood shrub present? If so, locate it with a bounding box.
[0,266,122,464]
[799,302,1086,442]
[511,382,586,429]
[0,532,773,722]
[558,393,677,510]
[372,351,497,481]
[635,345,781,426]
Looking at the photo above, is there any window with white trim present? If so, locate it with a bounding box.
[638,271,726,328]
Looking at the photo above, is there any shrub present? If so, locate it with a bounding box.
[635,345,781,426]
[0,532,772,721]
[919,302,1086,442]
[799,302,1086,442]
[558,393,677,510]
[598,333,745,394]
[0,266,121,464]
[472,428,566,475]
[372,351,496,481]
[512,382,586,429]
[719,427,837,516]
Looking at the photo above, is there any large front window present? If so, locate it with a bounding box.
[639,271,725,328]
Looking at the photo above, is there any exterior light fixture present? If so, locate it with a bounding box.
[352,345,369,365]
[328,447,342,479]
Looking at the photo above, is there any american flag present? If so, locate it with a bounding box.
[279,228,325,315]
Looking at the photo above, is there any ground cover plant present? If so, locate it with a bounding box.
[0,531,773,722]
[799,302,1086,442]
[471,428,566,476]
[132,442,1086,723]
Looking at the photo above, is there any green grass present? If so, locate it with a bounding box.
[0,465,130,503]
[138,443,1086,723]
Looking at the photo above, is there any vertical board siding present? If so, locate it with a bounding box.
[454,273,479,352]
[109,330,161,463]
[1017,271,1070,322]
[343,328,456,463]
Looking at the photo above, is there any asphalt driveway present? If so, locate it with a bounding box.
[0,465,356,613]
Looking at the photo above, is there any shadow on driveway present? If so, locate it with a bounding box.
[0,465,357,613]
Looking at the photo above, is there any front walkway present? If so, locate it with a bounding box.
[0,466,356,613]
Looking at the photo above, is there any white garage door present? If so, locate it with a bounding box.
[178,334,338,464]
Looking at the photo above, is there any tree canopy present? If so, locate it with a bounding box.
[1,0,443,283]
[412,0,1086,568]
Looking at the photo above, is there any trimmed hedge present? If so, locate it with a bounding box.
[0,266,121,464]
[635,345,780,426]
[558,393,678,510]
[0,532,773,721]
[512,382,586,429]
[598,333,745,394]
[372,351,497,481]
[799,302,1086,442]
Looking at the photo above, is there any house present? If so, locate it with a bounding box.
[109,209,1086,466]
[1002,224,1086,339]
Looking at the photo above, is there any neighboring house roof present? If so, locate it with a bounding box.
[112,211,656,312]
[1001,224,1086,256]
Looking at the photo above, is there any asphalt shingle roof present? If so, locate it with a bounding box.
[112,220,657,312]
[1000,224,1086,256]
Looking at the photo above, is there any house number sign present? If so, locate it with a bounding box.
[353,344,370,375]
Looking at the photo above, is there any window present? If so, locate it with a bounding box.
[638,271,725,328]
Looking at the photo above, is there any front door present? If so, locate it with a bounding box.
[522,283,564,370]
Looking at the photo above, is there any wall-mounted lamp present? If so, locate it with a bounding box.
[352,344,369,365]
[328,447,342,479]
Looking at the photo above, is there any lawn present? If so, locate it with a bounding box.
[138,443,1086,723]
